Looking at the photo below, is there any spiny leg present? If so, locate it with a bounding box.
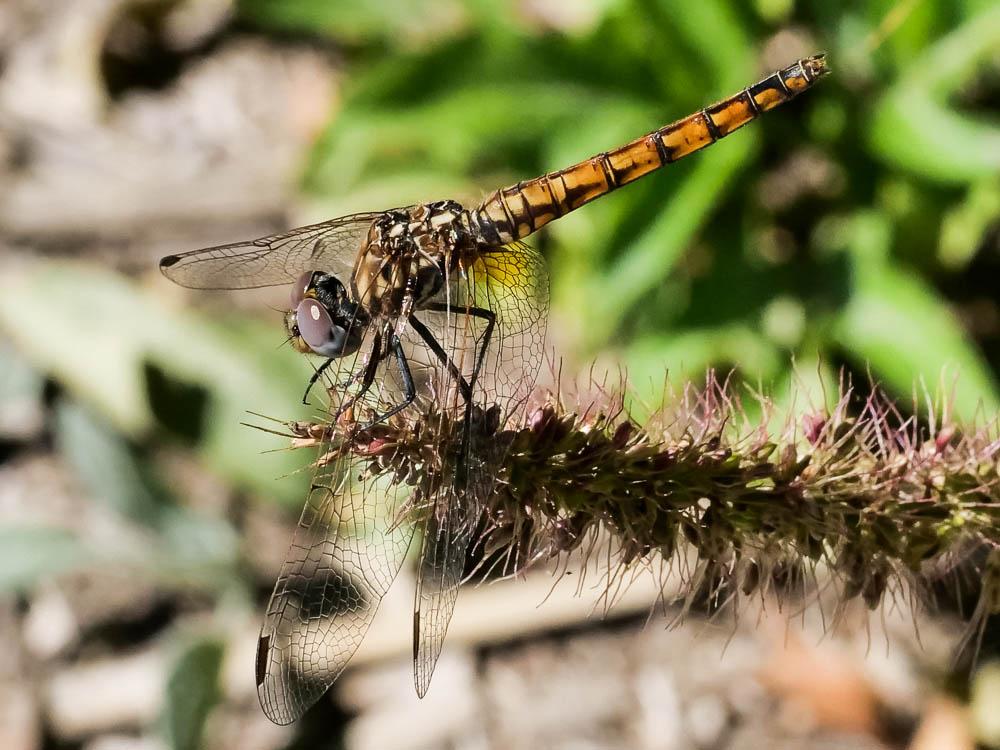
[334,330,384,422]
[345,303,494,438]
[464,305,496,454]
[408,313,472,402]
[357,334,415,429]
[420,302,496,473]
[301,358,334,406]
[420,302,496,403]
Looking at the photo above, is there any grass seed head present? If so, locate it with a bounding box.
[275,370,1000,656]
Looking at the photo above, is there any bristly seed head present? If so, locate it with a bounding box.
[274,370,1000,658]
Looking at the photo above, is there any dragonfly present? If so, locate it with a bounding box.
[160,54,828,723]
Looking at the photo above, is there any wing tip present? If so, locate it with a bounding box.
[259,705,297,727]
[159,254,182,271]
[414,664,431,698]
[256,681,303,726]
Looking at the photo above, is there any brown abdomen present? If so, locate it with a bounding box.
[473,54,828,243]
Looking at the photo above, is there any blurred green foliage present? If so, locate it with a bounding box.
[0,261,316,505]
[162,635,226,750]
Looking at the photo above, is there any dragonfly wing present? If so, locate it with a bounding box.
[412,486,481,697]
[407,240,550,696]
[411,241,549,419]
[159,211,390,290]
[466,241,549,415]
[256,445,415,724]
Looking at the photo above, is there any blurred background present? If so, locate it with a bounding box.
[1,1,999,748]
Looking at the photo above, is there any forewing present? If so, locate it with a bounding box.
[256,443,415,724]
[409,240,550,695]
[159,212,388,290]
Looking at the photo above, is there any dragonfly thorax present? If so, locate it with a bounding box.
[353,200,473,314]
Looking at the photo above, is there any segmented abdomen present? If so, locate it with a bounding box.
[472,54,828,244]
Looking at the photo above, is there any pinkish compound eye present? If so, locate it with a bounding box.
[290,272,315,307]
[296,299,333,351]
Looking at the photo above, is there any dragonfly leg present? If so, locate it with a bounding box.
[408,313,472,402]
[464,305,496,449]
[356,335,415,429]
[301,358,334,405]
[465,306,496,393]
[417,302,496,406]
[453,304,495,484]
[333,331,383,422]
[418,302,496,474]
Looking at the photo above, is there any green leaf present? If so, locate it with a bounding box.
[162,635,225,750]
[304,171,477,221]
[238,0,468,44]
[868,5,1000,184]
[767,355,840,436]
[938,177,1000,269]
[834,213,1000,421]
[0,527,89,592]
[544,101,666,257]
[0,260,314,506]
[309,83,646,195]
[54,400,165,526]
[565,134,756,351]
[157,508,241,589]
[624,324,781,417]
[0,341,44,439]
[651,0,752,88]
[53,398,241,589]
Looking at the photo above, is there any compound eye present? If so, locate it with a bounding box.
[290,272,315,307]
[295,299,353,358]
[296,298,334,349]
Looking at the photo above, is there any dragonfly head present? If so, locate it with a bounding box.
[287,271,367,358]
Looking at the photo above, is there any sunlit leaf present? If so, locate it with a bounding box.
[162,635,225,750]
[564,135,756,352]
[938,178,1000,269]
[238,0,469,45]
[868,5,1000,184]
[766,355,840,436]
[309,83,648,195]
[624,324,781,417]
[835,246,1000,421]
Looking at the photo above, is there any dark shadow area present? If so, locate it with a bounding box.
[100,1,229,99]
[285,696,351,750]
[80,597,180,652]
[143,361,210,444]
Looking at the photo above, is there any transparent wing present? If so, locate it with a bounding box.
[464,240,550,415]
[256,436,416,724]
[410,240,549,695]
[159,211,390,290]
[412,486,478,697]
